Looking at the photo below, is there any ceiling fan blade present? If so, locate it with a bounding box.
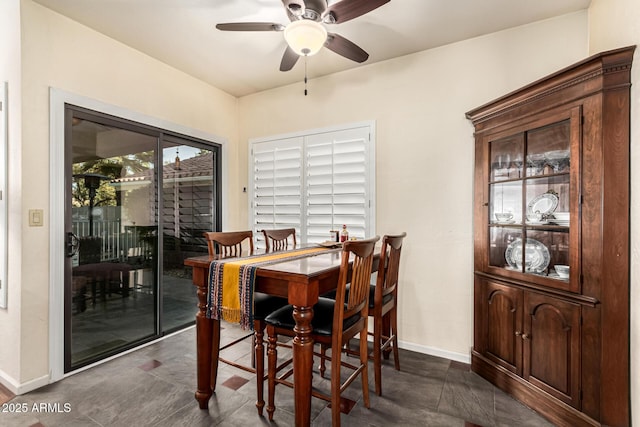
[325,33,369,63]
[216,22,284,31]
[280,46,300,71]
[326,0,390,24]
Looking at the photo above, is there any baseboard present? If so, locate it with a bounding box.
[0,368,18,395]
[0,368,50,395]
[398,340,471,364]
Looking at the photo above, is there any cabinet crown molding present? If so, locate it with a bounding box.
[466,45,636,127]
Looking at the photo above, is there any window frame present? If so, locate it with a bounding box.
[248,121,376,245]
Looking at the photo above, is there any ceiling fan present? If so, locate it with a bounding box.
[216,0,391,71]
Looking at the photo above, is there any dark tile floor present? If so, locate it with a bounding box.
[69,270,196,369]
[0,381,13,405]
[1,324,555,426]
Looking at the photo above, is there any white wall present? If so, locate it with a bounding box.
[588,0,640,420]
[0,0,240,391]
[0,0,23,389]
[238,12,589,360]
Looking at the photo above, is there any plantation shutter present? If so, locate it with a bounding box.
[305,127,371,242]
[249,123,374,245]
[252,137,303,248]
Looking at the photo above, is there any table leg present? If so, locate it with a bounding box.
[211,319,220,390]
[195,318,213,408]
[195,280,215,409]
[292,304,314,427]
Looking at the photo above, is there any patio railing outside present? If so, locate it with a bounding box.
[73,219,154,263]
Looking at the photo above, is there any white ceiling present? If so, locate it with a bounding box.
[32,0,591,97]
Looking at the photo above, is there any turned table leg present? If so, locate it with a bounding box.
[292,304,314,427]
[194,268,219,409]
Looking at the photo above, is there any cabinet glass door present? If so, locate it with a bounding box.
[524,121,571,281]
[488,134,524,272]
[487,117,576,291]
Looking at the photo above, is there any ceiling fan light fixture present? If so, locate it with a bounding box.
[284,19,327,56]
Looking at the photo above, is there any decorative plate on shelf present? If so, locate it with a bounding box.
[504,238,550,273]
[527,191,559,217]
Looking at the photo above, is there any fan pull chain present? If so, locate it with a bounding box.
[304,55,308,96]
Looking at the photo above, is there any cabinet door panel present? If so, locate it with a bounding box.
[523,292,580,408]
[483,280,522,375]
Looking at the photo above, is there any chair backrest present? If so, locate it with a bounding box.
[261,228,297,252]
[374,233,407,305]
[333,236,380,333]
[203,231,254,257]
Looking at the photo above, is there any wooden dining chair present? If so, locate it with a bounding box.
[319,233,407,396]
[203,230,254,257]
[202,230,287,415]
[261,228,296,252]
[368,232,406,396]
[263,235,380,426]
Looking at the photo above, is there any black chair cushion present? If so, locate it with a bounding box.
[265,297,361,336]
[319,289,338,299]
[368,284,393,309]
[320,283,350,300]
[321,284,393,310]
[254,292,289,320]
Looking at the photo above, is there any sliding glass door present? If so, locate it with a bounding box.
[160,139,218,332]
[64,106,220,371]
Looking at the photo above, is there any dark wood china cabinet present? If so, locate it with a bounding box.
[466,46,634,427]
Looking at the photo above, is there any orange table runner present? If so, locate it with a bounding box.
[206,246,330,329]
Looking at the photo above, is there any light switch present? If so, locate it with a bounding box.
[29,209,44,227]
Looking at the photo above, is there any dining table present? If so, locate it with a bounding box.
[184,244,380,427]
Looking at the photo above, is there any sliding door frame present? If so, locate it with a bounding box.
[49,88,227,383]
